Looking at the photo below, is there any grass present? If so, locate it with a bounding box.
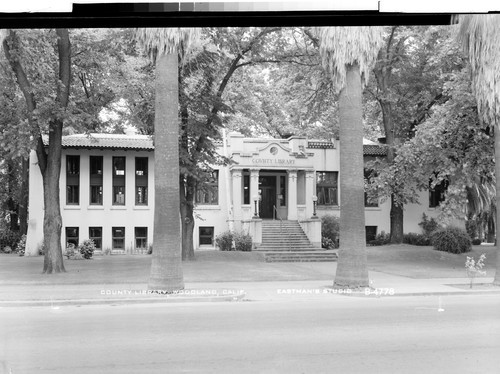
[366,244,497,279]
[0,244,497,285]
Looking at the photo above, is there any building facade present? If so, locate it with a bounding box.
[26,132,446,255]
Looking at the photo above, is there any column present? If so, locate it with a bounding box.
[231,169,243,230]
[305,169,316,218]
[250,168,260,217]
[287,170,298,220]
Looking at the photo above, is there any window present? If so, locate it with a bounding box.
[112,227,125,250]
[66,227,79,247]
[90,156,103,205]
[135,227,148,250]
[195,171,219,205]
[135,157,148,205]
[364,169,378,207]
[89,227,102,250]
[243,172,250,205]
[66,155,80,205]
[429,179,448,208]
[316,171,338,206]
[366,226,377,242]
[113,157,126,205]
[199,227,214,246]
[279,175,287,207]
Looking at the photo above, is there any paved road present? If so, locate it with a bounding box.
[1,295,499,373]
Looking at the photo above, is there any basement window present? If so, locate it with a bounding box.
[199,227,214,246]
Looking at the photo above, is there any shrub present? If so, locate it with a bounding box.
[322,236,335,249]
[430,226,472,254]
[215,230,233,251]
[465,219,479,240]
[38,244,45,256]
[16,235,26,256]
[418,213,439,236]
[79,239,96,259]
[368,231,391,246]
[472,238,482,245]
[403,233,431,246]
[147,244,153,255]
[0,230,22,252]
[64,243,76,259]
[3,246,12,254]
[234,232,252,252]
[103,247,112,256]
[73,251,84,260]
[465,253,486,288]
[321,215,339,247]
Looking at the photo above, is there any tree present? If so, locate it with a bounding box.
[366,26,465,243]
[0,61,31,234]
[317,27,383,289]
[457,14,500,285]
[135,28,200,292]
[375,65,494,222]
[2,29,71,273]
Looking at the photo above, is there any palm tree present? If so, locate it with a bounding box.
[317,27,383,289]
[457,15,500,285]
[135,28,200,292]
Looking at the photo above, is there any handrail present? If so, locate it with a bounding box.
[273,205,283,235]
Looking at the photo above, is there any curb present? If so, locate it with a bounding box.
[0,291,246,308]
[342,290,500,298]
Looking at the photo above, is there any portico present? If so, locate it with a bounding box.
[228,151,318,224]
[224,132,322,247]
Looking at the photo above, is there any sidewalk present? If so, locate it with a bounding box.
[1,270,498,307]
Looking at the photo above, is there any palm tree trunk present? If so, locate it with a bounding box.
[148,52,184,292]
[334,63,370,289]
[493,127,500,285]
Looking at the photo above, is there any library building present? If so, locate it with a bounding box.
[25,132,447,255]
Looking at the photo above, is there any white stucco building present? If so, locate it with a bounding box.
[25,132,448,255]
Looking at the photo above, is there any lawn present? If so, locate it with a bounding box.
[0,244,496,285]
[367,244,497,279]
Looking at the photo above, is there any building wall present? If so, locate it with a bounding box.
[26,149,154,255]
[26,133,465,254]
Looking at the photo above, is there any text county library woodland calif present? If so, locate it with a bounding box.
[25,132,449,255]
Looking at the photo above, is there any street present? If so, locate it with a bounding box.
[1,295,499,373]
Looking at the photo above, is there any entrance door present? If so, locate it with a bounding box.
[259,175,277,219]
[260,186,276,218]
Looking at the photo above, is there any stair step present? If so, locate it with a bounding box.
[264,252,338,263]
[256,248,319,252]
[260,220,320,257]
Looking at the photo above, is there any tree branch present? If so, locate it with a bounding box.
[2,30,47,173]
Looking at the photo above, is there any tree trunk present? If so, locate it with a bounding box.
[6,160,19,232]
[378,100,404,243]
[180,176,195,260]
[148,52,184,292]
[42,29,70,274]
[334,63,369,289]
[487,214,496,243]
[42,125,65,273]
[493,127,500,285]
[390,196,404,243]
[18,157,29,235]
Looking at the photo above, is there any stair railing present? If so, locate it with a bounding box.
[273,205,283,235]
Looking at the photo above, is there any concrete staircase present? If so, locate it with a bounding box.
[256,220,337,262]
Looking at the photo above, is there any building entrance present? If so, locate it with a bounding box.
[259,175,276,219]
